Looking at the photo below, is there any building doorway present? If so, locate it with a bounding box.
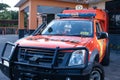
[106,0,120,34]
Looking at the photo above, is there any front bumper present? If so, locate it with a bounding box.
[9,62,93,80]
[0,61,93,80]
[0,42,92,80]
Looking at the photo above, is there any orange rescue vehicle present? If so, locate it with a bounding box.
[0,8,109,80]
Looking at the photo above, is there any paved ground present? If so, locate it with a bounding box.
[105,50,120,80]
[0,35,18,80]
[0,35,120,80]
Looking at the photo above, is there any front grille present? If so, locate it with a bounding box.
[18,48,65,66]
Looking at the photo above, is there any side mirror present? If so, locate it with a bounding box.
[98,32,108,39]
[48,27,53,33]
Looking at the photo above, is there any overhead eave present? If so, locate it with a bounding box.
[15,0,27,7]
[59,0,112,4]
[15,0,111,7]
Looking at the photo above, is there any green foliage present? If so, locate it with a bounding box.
[0,3,18,20]
[0,10,11,20]
[0,10,18,20]
[0,3,10,11]
[24,12,28,27]
[0,10,18,27]
[0,3,18,27]
[10,11,18,20]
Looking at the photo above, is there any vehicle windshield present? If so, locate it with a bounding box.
[41,20,93,37]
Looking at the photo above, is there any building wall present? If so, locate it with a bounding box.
[89,1,106,10]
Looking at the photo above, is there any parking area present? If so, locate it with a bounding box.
[0,35,120,80]
[0,35,18,80]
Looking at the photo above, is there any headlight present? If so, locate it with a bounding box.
[68,50,85,66]
[3,60,9,67]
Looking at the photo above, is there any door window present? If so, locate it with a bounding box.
[96,22,103,37]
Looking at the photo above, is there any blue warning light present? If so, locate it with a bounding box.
[57,13,96,18]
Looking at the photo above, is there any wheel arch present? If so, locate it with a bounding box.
[101,39,110,66]
[89,49,99,63]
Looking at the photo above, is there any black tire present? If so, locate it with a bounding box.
[101,42,110,66]
[89,62,104,80]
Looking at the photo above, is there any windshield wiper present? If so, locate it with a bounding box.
[50,34,65,36]
[41,34,90,37]
[67,34,89,37]
[41,34,65,36]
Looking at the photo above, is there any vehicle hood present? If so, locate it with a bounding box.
[16,35,93,48]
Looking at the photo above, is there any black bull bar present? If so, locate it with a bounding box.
[0,42,89,79]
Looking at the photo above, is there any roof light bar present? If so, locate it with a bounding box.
[57,13,96,18]
[57,14,72,18]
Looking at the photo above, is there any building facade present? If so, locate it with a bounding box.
[15,0,120,38]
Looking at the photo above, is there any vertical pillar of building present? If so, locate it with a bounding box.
[29,0,37,34]
[18,10,25,38]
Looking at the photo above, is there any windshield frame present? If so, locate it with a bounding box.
[36,19,94,37]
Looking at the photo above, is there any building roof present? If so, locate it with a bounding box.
[15,0,107,7]
[15,0,27,7]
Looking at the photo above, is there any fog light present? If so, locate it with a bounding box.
[66,77,71,80]
[3,60,9,67]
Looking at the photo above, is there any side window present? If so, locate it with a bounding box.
[96,22,102,37]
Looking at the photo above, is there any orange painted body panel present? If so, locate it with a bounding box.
[63,8,108,32]
[17,35,92,48]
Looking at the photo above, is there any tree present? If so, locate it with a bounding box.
[0,3,10,11]
[10,11,18,20]
[0,3,11,20]
[0,3,18,27]
[0,10,12,20]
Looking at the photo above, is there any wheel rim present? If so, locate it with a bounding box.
[90,69,101,80]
